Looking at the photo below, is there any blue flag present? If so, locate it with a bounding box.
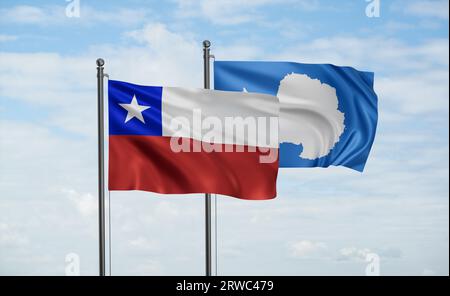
[214,61,378,172]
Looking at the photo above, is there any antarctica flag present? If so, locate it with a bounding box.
[214,61,378,172]
[108,80,279,200]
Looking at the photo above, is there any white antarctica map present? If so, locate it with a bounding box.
[277,73,345,160]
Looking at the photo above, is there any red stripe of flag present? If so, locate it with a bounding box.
[108,136,278,200]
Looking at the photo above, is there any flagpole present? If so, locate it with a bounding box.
[96,58,106,276]
[203,40,213,276]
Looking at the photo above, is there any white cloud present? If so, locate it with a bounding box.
[0,34,18,42]
[0,52,92,106]
[294,0,321,11]
[339,246,403,262]
[376,71,449,114]
[125,22,196,55]
[274,37,449,73]
[422,268,436,276]
[0,4,151,26]
[64,189,97,217]
[107,193,203,275]
[290,240,328,258]
[401,0,449,20]
[383,21,415,32]
[212,43,264,60]
[81,6,151,26]
[0,5,48,24]
[111,23,202,87]
[132,259,163,275]
[175,0,269,25]
[337,245,403,264]
[174,0,319,25]
[0,22,203,137]
[338,247,372,261]
[128,237,160,252]
[272,37,449,116]
[0,120,96,195]
[0,223,29,247]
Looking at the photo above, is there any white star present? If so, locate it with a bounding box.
[119,95,151,124]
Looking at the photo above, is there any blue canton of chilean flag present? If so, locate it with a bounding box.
[109,80,163,136]
[214,61,378,172]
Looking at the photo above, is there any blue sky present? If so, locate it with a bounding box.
[0,0,448,275]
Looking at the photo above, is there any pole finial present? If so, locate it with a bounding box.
[203,40,211,48]
[96,58,105,67]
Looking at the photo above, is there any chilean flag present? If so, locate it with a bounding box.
[108,80,279,200]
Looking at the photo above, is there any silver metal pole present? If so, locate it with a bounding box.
[203,40,212,277]
[96,58,106,276]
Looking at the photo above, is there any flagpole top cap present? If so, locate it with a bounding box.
[96,58,105,67]
[202,40,211,48]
